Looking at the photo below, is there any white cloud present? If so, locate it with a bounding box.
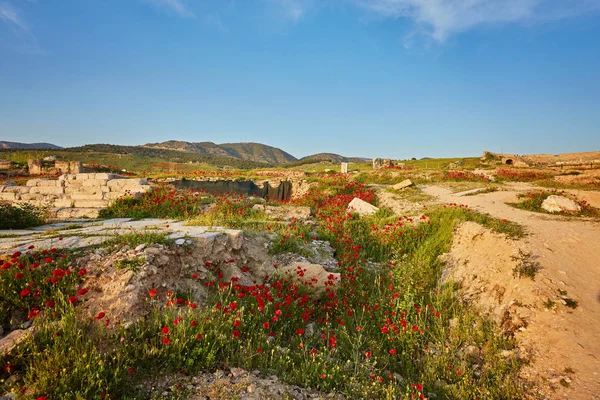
[0,1,39,52]
[142,0,194,18]
[269,0,310,21]
[354,0,600,42]
[0,1,26,29]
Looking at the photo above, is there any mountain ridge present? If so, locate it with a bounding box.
[1,141,63,150]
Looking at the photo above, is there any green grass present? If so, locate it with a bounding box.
[511,250,541,280]
[385,186,433,203]
[509,190,600,217]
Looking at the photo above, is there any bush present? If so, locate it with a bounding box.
[0,203,46,229]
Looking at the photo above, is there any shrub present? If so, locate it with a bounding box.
[0,203,47,229]
[99,185,211,219]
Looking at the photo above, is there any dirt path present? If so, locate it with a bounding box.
[395,184,600,399]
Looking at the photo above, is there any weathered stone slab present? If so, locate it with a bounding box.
[56,208,101,219]
[347,197,379,216]
[0,192,17,201]
[541,195,581,213]
[0,329,32,356]
[29,186,65,195]
[54,199,74,208]
[73,200,109,208]
[393,179,414,191]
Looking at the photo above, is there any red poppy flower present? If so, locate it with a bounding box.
[78,268,87,277]
[149,289,157,297]
[365,350,372,358]
[389,349,397,355]
[45,257,53,263]
[95,312,106,320]
[1,262,10,270]
[45,301,55,308]
[162,337,171,345]
[196,333,202,340]
[296,328,305,336]
[14,272,24,279]
[263,321,270,329]
[77,288,88,296]
[127,368,135,375]
[190,320,197,327]
[232,330,241,338]
[68,296,78,304]
[20,288,31,297]
[161,326,169,335]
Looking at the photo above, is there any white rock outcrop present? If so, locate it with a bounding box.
[347,197,379,216]
[541,195,581,213]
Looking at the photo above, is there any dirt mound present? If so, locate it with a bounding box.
[440,221,600,399]
[77,231,276,327]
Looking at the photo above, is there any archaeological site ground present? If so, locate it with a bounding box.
[0,149,599,400]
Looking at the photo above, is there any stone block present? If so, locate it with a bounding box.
[0,192,16,201]
[104,192,126,200]
[54,199,74,208]
[39,179,58,187]
[20,193,44,201]
[95,173,121,180]
[70,192,104,200]
[75,173,92,180]
[107,179,132,188]
[27,159,43,175]
[26,179,42,187]
[56,208,100,219]
[83,179,108,187]
[3,186,29,194]
[73,199,109,208]
[29,186,65,195]
[69,161,83,173]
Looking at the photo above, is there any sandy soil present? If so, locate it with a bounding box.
[418,184,600,399]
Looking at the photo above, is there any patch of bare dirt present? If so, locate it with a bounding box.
[423,184,600,399]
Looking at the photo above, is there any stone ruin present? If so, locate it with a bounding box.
[27,158,83,175]
[372,158,394,169]
[0,173,151,219]
[341,162,348,174]
[0,160,11,170]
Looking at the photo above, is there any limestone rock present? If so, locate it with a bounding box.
[347,197,379,216]
[252,204,311,220]
[280,262,340,297]
[0,329,31,356]
[541,195,581,213]
[393,179,413,191]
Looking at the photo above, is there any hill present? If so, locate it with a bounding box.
[0,141,62,149]
[143,141,297,165]
[299,153,369,163]
[219,142,297,164]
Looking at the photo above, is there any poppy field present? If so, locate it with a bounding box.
[0,174,533,399]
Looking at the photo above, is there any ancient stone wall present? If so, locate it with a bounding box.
[0,173,151,219]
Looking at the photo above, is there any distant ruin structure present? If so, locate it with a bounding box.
[27,159,44,175]
[372,158,382,169]
[341,162,348,174]
[27,158,84,175]
[0,160,11,170]
[55,161,83,174]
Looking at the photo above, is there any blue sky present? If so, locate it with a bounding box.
[1,0,599,159]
